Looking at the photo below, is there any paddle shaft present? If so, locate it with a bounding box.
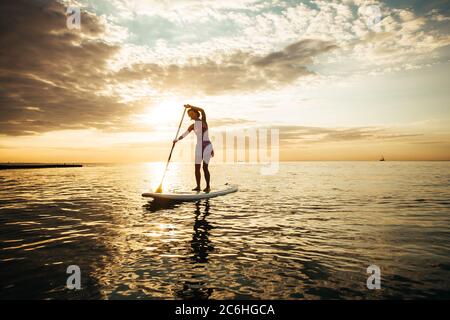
[157,108,187,191]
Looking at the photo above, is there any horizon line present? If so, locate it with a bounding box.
[1,160,449,165]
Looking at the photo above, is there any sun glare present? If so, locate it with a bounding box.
[146,161,181,193]
[138,99,186,127]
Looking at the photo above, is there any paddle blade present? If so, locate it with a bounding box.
[155,184,163,193]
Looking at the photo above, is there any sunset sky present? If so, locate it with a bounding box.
[0,0,449,162]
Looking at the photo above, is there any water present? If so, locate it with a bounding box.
[0,162,449,299]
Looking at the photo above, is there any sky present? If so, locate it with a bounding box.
[0,0,449,162]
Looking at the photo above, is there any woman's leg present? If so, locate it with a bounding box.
[193,142,203,191]
[202,163,210,192]
[193,164,201,191]
[202,144,213,192]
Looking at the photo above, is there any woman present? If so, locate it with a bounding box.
[173,104,214,192]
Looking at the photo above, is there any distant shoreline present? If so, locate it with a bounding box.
[0,160,449,168]
[0,164,83,170]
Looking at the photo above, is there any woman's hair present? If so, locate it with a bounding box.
[188,109,201,118]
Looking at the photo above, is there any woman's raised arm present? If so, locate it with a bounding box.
[185,104,206,122]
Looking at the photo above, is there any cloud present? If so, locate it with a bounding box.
[101,0,450,83]
[1,0,449,140]
[208,118,255,127]
[274,125,422,144]
[0,1,338,136]
[115,39,338,94]
[252,39,338,67]
[0,0,138,136]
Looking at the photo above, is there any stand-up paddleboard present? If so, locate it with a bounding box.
[142,183,238,201]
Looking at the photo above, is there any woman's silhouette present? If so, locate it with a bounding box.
[173,104,214,192]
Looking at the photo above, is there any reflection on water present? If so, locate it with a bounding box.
[0,162,449,299]
[144,199,181,213]
[176,201,214,299]
[143,199,214,299]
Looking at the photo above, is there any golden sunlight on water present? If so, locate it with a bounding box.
[145,162,183,193]
[0,162,449,299]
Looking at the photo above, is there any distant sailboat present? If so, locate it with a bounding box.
[379,155,385,161]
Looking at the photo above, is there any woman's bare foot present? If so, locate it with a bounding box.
[192,186,201,192]
[203,186,211,193]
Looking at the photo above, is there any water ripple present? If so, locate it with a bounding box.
[0,162,449,299]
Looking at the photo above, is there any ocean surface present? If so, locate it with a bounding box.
[0,162,449,299]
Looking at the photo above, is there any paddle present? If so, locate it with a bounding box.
[155,106,187,193]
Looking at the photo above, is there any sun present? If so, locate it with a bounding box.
[137,99,186,127]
